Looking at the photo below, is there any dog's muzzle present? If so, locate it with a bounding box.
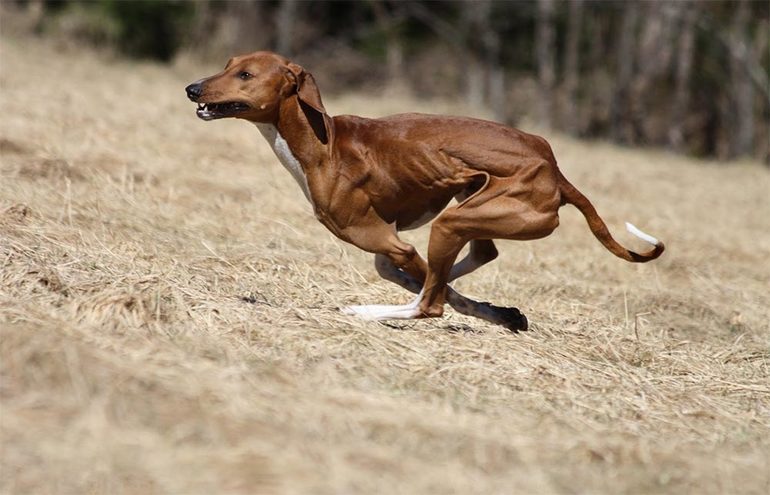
[185,82,203,101]
[185,80,251,121]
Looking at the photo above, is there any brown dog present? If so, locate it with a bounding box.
[186,52,664,331]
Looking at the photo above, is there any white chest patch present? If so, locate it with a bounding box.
[254,123,312,204]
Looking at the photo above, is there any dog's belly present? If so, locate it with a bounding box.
[397,209,441,231]
[394,194,456,231]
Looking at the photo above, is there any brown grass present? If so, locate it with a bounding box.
[2,33,769,495]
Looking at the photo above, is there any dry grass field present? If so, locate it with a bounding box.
[2,33,769,495]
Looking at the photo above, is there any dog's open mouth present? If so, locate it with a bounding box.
[196,102,250,121]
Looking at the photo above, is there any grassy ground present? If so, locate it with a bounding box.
[1,34,769,495]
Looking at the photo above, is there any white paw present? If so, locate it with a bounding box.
[340,303,420,321]
[341,290,424,321]
[340,305,378,320]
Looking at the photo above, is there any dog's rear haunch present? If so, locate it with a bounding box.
[186,51,664,332]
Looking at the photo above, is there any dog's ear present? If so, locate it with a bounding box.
[286,62,333,145]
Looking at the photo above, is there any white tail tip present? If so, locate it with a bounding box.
[625,222,660,246]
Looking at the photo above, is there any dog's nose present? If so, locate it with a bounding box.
[185,82,203,101]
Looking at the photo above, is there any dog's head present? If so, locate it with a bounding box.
[185,52,330,141]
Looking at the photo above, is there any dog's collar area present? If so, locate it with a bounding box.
[196,101,250,121]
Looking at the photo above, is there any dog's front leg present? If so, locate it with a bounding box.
[338,222,429,320]
[375,254,421,294]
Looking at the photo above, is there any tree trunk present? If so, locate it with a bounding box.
[28,0,45,31]
[584,8,609,136]
[729,0,754,158]
[227,1,267,55]
[753,17,769,164]
[371,1,405,85]
[460,0,490,109]
[276,0,298,57]
[668,3,698,151]
[610,0,639,143]
[536,0,556,129]
[487,62,505,122]
[480,3,504,121]
[562,0,583,135]
[630,1,676,144]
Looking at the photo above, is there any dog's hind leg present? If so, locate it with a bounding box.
[376,238,498,291]
[373,253,527,331]
[339,214,527,329]
[448,239,498,282]
[413,172,560,329]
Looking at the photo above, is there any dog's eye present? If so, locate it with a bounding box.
[239,71,253,80]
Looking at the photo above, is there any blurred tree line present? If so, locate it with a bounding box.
[10,0,770,162]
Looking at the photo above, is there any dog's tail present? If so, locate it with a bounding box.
[557,170,664,262]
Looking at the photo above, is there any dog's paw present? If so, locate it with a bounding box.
[501,307,528,332]
[340,303,421,321]
[340,305,372,318]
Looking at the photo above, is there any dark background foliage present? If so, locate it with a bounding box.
[9,0,770,162]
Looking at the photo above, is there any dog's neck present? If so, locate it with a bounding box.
[252,96,330,207]
[253,122,313,203]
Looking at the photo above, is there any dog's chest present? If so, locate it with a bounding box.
[254,123,313,204]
